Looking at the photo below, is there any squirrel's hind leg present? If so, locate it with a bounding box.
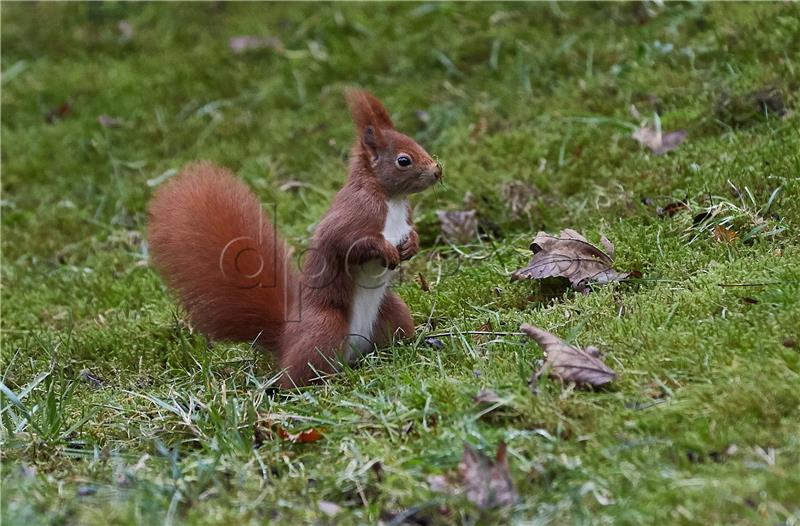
[373,291,415,347]
[277,308,349,388]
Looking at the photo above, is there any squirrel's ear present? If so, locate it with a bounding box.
[345,88,395,132]
[361,125,383,161]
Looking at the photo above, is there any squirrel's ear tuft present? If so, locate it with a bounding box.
[345,88,395,132]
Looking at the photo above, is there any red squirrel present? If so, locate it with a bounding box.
[148,90,442,387]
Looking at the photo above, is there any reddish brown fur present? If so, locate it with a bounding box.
[148,163,296,348]
[148,90,441,388]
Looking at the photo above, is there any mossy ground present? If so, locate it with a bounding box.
[2,3,799,525]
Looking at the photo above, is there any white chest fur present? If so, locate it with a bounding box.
[345,199,410,361]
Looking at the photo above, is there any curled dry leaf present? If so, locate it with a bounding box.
[458,442,517,510]
[79,369,104,389]
[632,126,687,155]
[521,324,616,388]
[473,388,501,404]
[255,415,324,446]
[599,235,614,258]
[436,210,478,244]
[511,229,630,293]
[713,225,737,244]
[278,427,324,444]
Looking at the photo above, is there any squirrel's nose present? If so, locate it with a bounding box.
[433,162,443,180]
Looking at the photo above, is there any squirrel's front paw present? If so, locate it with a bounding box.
[382,240,401,270]
[398,230,419,261]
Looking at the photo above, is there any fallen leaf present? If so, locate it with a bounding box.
[436,210,478,244]
[713,225,737,243]
[511,229,630,293]
[657,201,689,218]
[521,324,617,388]
[458,442,517,510]
[229,35,283,54]
[424,337,444,349]
[98,115,123,128]
[599,235,614,258]
[632,125,687,154]
[473,388,501,404]
[318,500,341,516]
[45,102,71,124]
[79,369,104,389]
[278,427,324,444]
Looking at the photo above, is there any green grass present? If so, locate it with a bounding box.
[2,2,800,524]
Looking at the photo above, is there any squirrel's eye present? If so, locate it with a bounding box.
[396,155,412,168]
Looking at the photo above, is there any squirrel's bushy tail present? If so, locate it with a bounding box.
[148,162,297,349]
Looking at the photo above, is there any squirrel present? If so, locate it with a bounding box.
[148,90,442,388]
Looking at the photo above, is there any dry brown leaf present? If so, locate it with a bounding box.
[657,200,689,218]
[511,229,630,293]
[713,225,737,244]
[436,210,478,244]
[521,324,617,388]
[632,126,687,154]
[599,235,615,258]
[473,388,502,404]
[458,442,517,510]
[45,102,71,124]
[278,427,324,443]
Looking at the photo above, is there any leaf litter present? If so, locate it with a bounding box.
[473,388,502,404]
[254,415,324,446]
[521,324,617,389]
[631,111,686,154]
[427,442,517,510]
[632,125,687,154]
[458,442,517,510]
[511,229,630,293]
[436,210,478,244]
